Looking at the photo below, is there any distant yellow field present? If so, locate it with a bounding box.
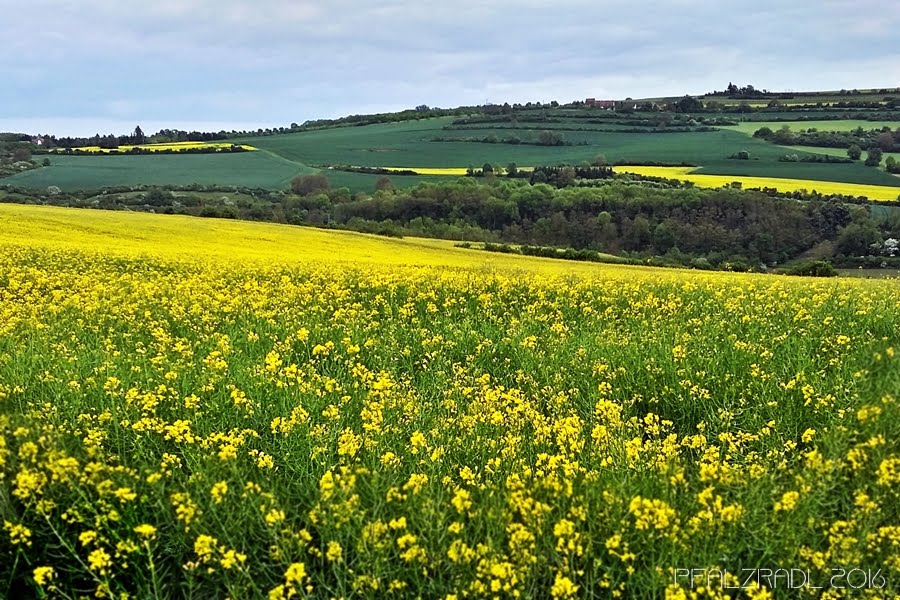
[0,203,649,277]
[385,167,534,176]
[614,166,900,201]
[54,141,257,153]
[385,165,900,201]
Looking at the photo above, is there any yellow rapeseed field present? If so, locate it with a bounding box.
[1,205,900,598]
[384,166,900,201]
[385,167,535,176]
[54,141,257,153]
[615,166,900,201]
[0,204,640,276]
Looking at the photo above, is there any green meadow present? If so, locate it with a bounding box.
[4,111,900,193]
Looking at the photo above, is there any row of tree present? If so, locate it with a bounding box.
[279,176,900,267]
[754,125,899,152]
[7,173,900,270]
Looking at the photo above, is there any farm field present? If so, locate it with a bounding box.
[6,113,900,193]
[382,165,900,200]
[4,152,308,190]
[234,123,793,170]
[54,141,257,153]
[2,206,900,598]
[695,90,899,106]
[725,120,900,136]
[783,145,900,167]
[0,204,615,273]
[621,166,900,200]
[235,123,900,188]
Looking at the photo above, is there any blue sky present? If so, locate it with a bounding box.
[2,0,899,136]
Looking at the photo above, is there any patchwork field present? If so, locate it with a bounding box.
[725,120,900,135]
[619,166,900,201]
[4,111,900,193]
[5,152,309,190]
[383,166,900,200]
[53,141,257,153]
[1,206,900,598]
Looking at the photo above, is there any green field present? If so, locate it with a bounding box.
[696,89,899,106]
[235,123,900,187]
[233,119,779,169]
[784,144,900,163]
[4,152,311,191]
[4,110,900,193]
[725,120,900,135]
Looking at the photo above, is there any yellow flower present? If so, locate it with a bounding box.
[33,566,55,586]
[88,548,112,574]
[3,521,32,547]
[220,549,246,569]
[774,491,800,512]
[265,508,286,526]
[134,524,157,539]
[269,585,287,600]
[876,457,900,486]
[451,488,472,513]
[114,487,137,502]
[211,481,228,503]
[326,541,343,562]
[285,562,306,584]
[551,572,579,598]
[79,530,98,546]
[194,534,219,558]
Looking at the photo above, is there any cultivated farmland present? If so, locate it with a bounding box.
[5,152,309,190]
[1,205,899,598]
[7,107,899,193]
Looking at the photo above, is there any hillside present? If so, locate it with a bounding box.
[3,96,900,197]
[0,203,621,275]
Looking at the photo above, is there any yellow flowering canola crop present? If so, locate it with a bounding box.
[54,141,257,153]
[384,166,900,201]
[614,166,900,201]
[2,204,900,598]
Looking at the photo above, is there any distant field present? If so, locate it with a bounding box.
[617,166,900,200]
[4,152,309,190]
[238,123,900,188]
[6,112,900,193]
[0,203,619,274]
[234,119,786,168]
[697,90,898,105]
[52,141,257,153]
[783,145,900,163]
[378,164,900,200]
[725,120,900,135]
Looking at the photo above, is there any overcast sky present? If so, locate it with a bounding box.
[2,0,899,136]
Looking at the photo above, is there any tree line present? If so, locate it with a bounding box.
[280,176,900,270]
[6,174,900,271]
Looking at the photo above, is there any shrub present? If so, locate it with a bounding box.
[864,148,883,167]
[786,260,838,277]
[291,174,331,196]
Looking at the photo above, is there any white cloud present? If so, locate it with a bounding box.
[1,0,898,135]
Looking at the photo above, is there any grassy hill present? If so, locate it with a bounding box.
[3,99,900,195]
[7,152,309,190]
[0,203,623,275]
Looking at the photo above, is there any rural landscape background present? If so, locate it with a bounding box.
[2,1,900,598]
